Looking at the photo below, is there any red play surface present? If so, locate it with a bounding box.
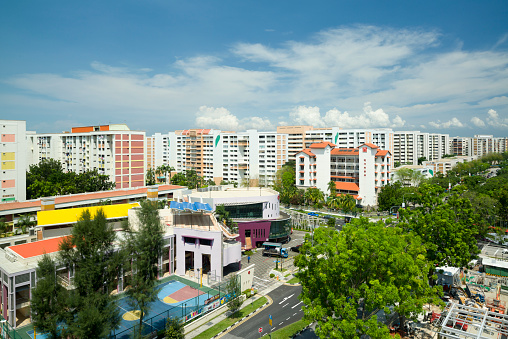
[9,236,70,258]
[168,286,204,302]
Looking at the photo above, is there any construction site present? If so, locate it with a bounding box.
[398,245,508,339]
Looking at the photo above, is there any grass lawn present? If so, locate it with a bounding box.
[287,277,300,284]
[269,318,312,338]
[192,296,268,339]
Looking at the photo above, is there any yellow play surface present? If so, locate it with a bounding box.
[122,310,144,321]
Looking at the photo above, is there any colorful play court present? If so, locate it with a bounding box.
[112,277,219,339]
[20,277,221,339]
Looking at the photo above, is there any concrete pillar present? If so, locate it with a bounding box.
[147,185,159,203]
[2,283,7,321]
[40,197,55,211]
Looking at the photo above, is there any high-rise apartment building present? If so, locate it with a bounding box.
[0,120,27,202]
[148,129,288,187]
[28,124,145,189]
[277,126,394,164]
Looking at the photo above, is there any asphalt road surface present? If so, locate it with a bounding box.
[222,284,304,339]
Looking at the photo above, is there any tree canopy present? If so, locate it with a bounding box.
[57,208,122,338]
[27,158,115,199]
[295,220,440,338]
[398,183,482,269]
[124,200,165,338]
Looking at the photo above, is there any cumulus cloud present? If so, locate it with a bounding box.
[3,25,508,134]
[289,103,405,129]
[195,106,240,131]
[194,106,273,131]
[471,116,486,127]
[486,109,508,128]
[428,117,464,129]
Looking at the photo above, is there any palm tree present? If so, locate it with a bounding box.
[16,215,36,235]
[0,218,10,237]
[326,195,340,210]
[165,165,175,185]
[327,181,336,198]
[342,194,356,213]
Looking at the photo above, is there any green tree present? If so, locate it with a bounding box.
[15,214,35,235]
[399,183,482,270]
[30,254,66,339]
[27,159,115,199]
[225,274,243,318]
[327,181,336,197]
[165,317,185,339]
[0,217,11,237]
[58,208,121,338]
[295,220,440,338]
[125,200,165,338]
[326,217,336,227]
[417,156,427,165]
[376,182,404,211]
[146,168,156,186]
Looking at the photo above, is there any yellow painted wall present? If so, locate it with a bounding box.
[1,152,15,161]
[1,162,15,170]
[37,202,140,226]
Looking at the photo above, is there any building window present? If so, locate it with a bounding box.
[183,237,196,244]
[200,239,212,246]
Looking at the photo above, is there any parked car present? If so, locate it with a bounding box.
[291,244,303,252]
[307,212,319,217]
[323,215,333,219]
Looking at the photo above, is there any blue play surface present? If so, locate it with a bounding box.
[27,279,216,339]
[112,279,212,339]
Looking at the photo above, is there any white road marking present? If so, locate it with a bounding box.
[293,313,297,316]
[279,293,295,304]
[279,322,284,326]
[282,303,289,308]
[291,301,302,309]
[286,317,291,320]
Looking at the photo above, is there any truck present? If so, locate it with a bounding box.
[262,242,289,258]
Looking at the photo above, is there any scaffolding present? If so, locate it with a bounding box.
[436,302,508,339]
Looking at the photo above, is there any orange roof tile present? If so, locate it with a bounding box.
[9,236,71,259]
[360,143,379,149]
[297,149,315,157]
[335,182,360,191]
[375,150,390,157]
[309,141,336,149]
[331,148,359,155]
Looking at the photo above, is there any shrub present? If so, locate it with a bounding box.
[270,273,275,278]
[244,250,253,256]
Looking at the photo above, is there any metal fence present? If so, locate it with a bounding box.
[109,276,229,339]
[0,314,22,339]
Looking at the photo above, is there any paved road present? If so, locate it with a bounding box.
[222,284,304,339]
[223,230,308,293]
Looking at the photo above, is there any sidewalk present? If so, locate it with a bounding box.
[185,281,284,338]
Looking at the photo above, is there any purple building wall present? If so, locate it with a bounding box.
[237,221,272,249]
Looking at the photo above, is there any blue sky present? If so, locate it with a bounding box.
[1,0,507,136]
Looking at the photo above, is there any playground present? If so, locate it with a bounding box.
[21,276,222,339]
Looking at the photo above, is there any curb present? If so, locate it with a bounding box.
[213,297,273,338]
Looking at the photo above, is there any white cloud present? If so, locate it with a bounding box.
[486,109,508,128]
[428,117,464,129]
[471,117,486,127]
[194,106,274,131]
[289,106,325,127]
[3,25,508,134]
[195,106,240,131]
[289,103,405,129]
